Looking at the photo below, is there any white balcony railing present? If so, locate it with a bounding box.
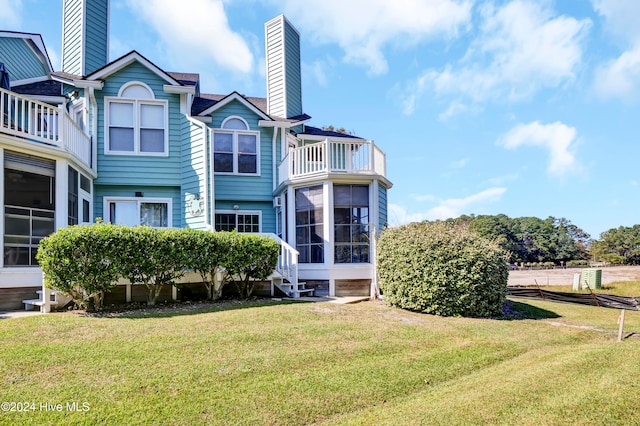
[1,87,91,166]
[279,139,387,183]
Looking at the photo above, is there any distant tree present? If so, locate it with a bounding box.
[592,225,640,265]
[322,125,355,135]
[434,214,591,265]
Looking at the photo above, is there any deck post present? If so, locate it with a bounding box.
[41,272,51,313]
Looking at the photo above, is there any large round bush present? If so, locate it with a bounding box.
[377,221,508,317]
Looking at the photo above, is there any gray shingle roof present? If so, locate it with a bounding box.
[166,72,199,86]
[12,79,62,96]
[299,125,363,139]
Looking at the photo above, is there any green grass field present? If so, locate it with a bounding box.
[1,297,639,425]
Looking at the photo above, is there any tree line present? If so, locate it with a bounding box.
[427,214,640,266]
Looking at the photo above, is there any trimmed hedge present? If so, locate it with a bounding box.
[377,221,508,317]
[37,225,280,311]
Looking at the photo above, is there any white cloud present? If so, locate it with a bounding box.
[389,187,507,225]
[0,0,22,27]
[403,0,590,113]
[126,0,253,74]
[592,0,640,99]
[594,45,640,99]
[276,0,472,75]
[592,0,640,43]
[498,121,579,177]
[302,59,330,87]
[438,101,469,121]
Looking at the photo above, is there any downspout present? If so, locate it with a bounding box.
[272,126,279,192]
[186,116,212,230]
[88,87,98,172]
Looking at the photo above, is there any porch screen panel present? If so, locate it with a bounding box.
[295,185,324,263]
[334,184,370,263]
[4,151,56,267]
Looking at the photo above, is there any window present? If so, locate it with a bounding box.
[334,185,369,263]
[105,82,168,155]
[295,185,324,263]
[213,116,259,175]
[214,211,261,232]
[105,197,171,227]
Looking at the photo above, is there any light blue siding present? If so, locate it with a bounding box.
[62,0,108,76]
[93,61,185,226]
[84,0,109,75]
[265,16,302,119]
[181,119,208,230]
[208,99,274,202]
[283,20,302,118]
[61,0,83,75]
[0,38,49,81]
[94,61,183,185]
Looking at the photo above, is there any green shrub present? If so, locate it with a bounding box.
[36,224,124,311]
[182,230,234,300]
[117,227,190,306]
[226,234,280,299]
[38,225,281,307]
[377,222,508,317]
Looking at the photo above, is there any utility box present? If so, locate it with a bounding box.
[582,268,602,290]
[572,273,582,291]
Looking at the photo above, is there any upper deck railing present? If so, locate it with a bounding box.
[279,139,387,184]
[1,87,91,167]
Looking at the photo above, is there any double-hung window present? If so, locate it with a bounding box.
[106,82,168,156]
[213,117,259,175]
[104,197,172,228]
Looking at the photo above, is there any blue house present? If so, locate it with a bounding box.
[0,0,392,310]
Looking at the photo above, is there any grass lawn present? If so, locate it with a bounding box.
[1,298,639,425]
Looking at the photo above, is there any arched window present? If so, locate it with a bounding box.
[213,116,260,175]
[105,81,168,155]
[221,117,248,130]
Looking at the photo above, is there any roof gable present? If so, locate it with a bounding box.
[85,50,180,86]
[196,92,271,120]
[0,31,53,82]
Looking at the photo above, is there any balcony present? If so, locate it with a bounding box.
[1,87,91,167]
[279,139,387,185]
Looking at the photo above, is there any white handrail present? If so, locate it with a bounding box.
[1,87,91,166]
[256,233,299,288]
[279,139,386,183]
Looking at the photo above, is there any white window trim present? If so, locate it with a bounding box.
[70,98,87,132]
[215,210,262,232]
[211,118,261,176]
[104,81,169,157]
[103,196,173,228]
[79,176,92,225]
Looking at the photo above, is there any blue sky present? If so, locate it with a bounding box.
[2,0,639,239]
